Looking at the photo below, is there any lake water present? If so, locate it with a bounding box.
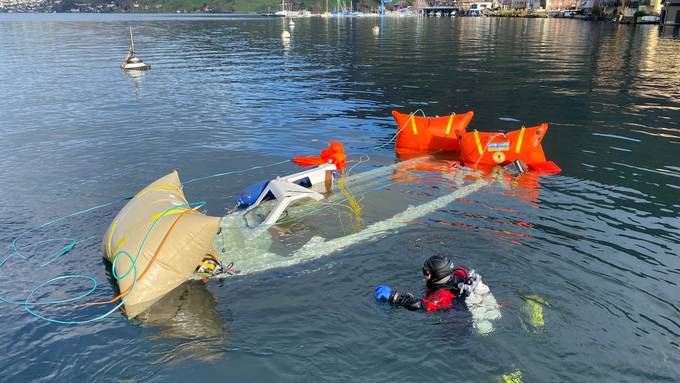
[0,13,679,382]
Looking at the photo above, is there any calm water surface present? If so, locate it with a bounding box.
[0,13,679,383]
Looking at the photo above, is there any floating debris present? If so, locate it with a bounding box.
[521,294,550,329]
[499,369,523,383]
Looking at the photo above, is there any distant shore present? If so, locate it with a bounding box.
[0,6,662,26]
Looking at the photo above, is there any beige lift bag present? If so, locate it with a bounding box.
[102,171,220,319]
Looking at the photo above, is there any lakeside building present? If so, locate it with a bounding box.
[639,0,664,15]
[545,0,579,10]
[469,1,493,10]
[661,0,680,22]
[492,0,510,9]
[599,0,663,17]
[0,0,53,12]
[579,0,602,14]
[416,0,462,13]
[526,0,542,10]
[601,0,622,14]
[622,0,663,16]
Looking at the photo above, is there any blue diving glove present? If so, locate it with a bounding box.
[374,285,392,302]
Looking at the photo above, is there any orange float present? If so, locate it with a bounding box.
[391,110,474,153]
[392,111,560,174]
[292,140,347,171]
[458,123,560,174]
[459,123,545,165]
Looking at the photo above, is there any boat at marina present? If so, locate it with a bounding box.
[121,27,150,71]
[260,7,282,17]
[637,15,660,24]
[274,0,312,17]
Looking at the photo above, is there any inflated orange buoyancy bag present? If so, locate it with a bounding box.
[459,123,549,167]
[527,160,562,174]
[392,110,474,153]
[292,140,347,170]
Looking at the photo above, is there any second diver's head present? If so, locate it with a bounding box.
[422,255,453,285]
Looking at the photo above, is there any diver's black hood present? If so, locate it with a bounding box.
[423,255,452,285]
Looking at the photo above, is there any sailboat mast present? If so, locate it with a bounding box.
[129,26,135,53]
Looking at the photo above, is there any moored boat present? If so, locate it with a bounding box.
[121,27,150,71]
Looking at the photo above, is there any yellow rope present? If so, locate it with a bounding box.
[335,157,366,230]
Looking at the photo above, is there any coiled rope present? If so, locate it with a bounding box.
[1,159,292,324]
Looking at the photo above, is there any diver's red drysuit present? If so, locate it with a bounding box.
[390,267,471,312]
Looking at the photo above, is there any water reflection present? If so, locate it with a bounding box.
[391,155,542,246]
[124,70,145,99]
[392,155,543,203]
[137,281,228,363]
[658,25,680,38]
[282,34,291,51]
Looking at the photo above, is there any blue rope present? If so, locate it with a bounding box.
[0,160,291,324]
[0,197,132,307]
[183,159,291,185]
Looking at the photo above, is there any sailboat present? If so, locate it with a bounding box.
[121,27,150,71]
[274,0,288,16]
[322,0,330,17]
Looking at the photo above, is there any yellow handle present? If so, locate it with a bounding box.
[515,126,526,154]
[445,113,456,135]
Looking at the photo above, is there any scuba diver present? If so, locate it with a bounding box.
[374,255,480,312]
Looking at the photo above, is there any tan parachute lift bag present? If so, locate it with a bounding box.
[102,171,220,318]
